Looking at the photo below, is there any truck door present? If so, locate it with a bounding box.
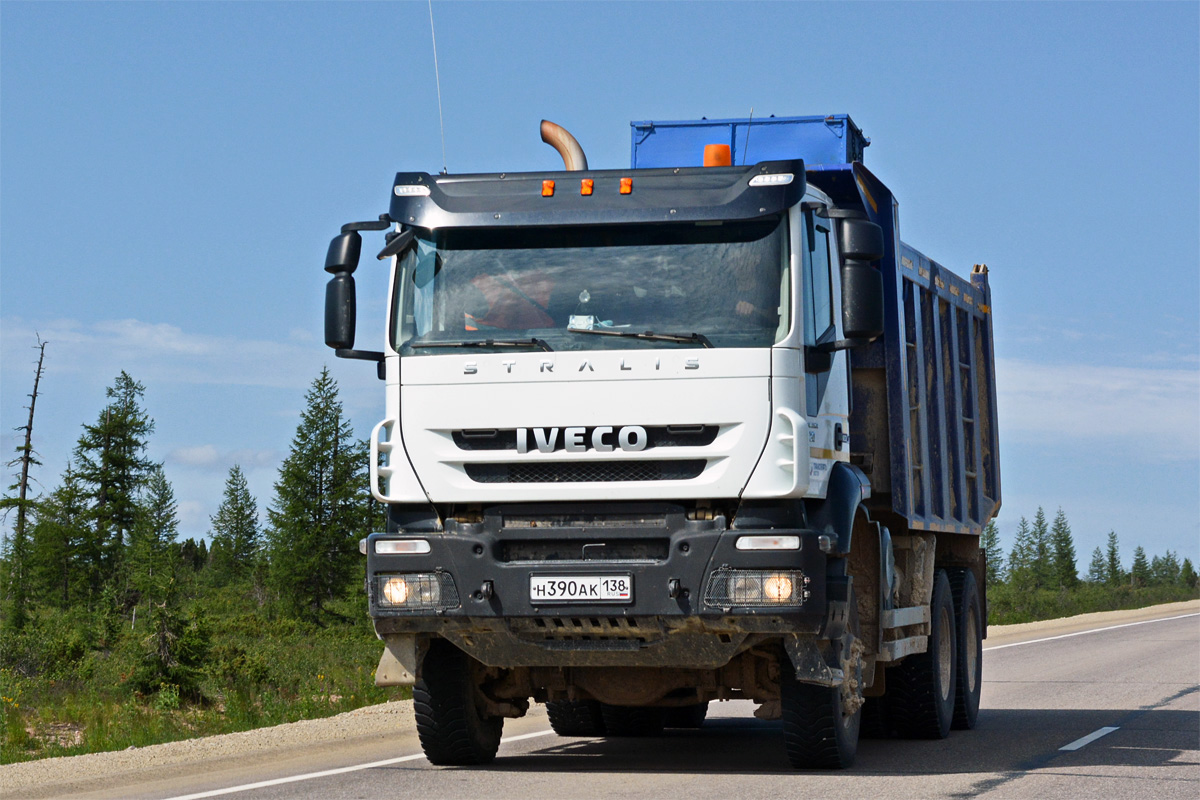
[802,205,850,495]
[803,209,835,416]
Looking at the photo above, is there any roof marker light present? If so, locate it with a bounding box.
[748,173,794,187]
[704,144,732,167]
[619,177,633,194]
[394,184,431,196]
[542,180,555,197]
[580,178,594,196]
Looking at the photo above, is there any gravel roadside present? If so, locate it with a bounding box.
[3,599,1197,797]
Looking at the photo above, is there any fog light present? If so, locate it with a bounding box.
[375,573,460,610]
[382,576,409,605]
[702,569,807,608]
[764,574,794,601]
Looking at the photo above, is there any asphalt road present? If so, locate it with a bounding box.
[16,606,1200,799]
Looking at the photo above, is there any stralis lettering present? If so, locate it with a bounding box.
[517,426,648,454]
[463,358,699,375]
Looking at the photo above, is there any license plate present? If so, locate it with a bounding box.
[529,574,633,603]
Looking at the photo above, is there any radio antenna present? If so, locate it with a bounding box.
[742,107,754,165]
[428,0,448,174]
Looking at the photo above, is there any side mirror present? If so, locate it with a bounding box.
[325,231,362,274]
[838,218,885,342]
[325,273,356,349]
[324,231,361,350]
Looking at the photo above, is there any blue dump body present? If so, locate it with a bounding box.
[631,116,1000,536]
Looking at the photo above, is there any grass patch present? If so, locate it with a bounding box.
[1,591,407,764]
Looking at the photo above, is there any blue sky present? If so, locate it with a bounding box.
[2,1,1197,569]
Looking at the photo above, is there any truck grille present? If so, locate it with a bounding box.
[465,460,706,484]
[499,538,670,562]
[453,426,718,451]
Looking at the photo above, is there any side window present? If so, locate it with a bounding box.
[804,211,835,345]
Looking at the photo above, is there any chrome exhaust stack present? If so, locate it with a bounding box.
[540,120,588,171]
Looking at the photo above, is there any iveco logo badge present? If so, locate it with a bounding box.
[516,426,647,454]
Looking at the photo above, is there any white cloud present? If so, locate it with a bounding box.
[170,444,221,467]
[996,358,1199,461]
[0,316,338,391]
[167,445,279,471]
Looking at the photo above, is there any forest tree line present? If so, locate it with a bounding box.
[2,357,382,710]
[1,349,1197,760]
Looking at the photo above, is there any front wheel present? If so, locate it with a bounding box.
[413,639,504,765]
[780,655,862,769]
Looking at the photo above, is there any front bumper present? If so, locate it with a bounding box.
[366,504,828,668]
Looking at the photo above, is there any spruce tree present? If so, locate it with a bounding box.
[982,520,1004,586]
[28,464,89,608]
[1030,507,1052,589]
[266,368,371,619]
[1130,546,1150,587]
[209,465,260,584]
[73,372,156,597]
[1086,546,1106,583]
[1049,507,1078,587]
[1181,558,1198,589]
[1007,516,1034,589]
[1104,531,1122,586]
[128,465,179,603]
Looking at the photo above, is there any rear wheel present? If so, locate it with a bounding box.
[948,568,983,730]
[546,700,607,736]
[413,639,504,765]
[889,569,957,739]
[664,702,708,728]
[600,704,666,737]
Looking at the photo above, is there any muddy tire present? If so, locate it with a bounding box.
[600,704,666,737]
[780,657,861,769]
[664,702,708,729]
[413,639,504,765]
[859,695,890,739]
[948,568,983,730]
[546,700,607,736]
[889,569,957,739]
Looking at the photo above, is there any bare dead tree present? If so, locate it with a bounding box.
[2,336,48,629]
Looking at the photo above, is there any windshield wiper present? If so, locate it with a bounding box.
[566,328,714,348]
[410,338,553,352]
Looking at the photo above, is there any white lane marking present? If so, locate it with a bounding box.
[1060,726,1119,751]
[162,729,556,800]
[983,612,1199,652]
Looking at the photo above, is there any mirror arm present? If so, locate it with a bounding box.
[341,215,391,234]
[335,348,385,362]
[816,336,877,353]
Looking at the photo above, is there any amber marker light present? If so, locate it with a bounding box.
[542,180,555,197]
[580,178,594,196]
[619,177,633,194]
[704,144,732,167]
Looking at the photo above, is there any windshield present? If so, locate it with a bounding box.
[392,217,789,353]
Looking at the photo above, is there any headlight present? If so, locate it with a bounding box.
[375,573,459,610]
[703,569,809,608]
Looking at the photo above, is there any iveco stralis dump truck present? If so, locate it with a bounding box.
[322,115,1000,769]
